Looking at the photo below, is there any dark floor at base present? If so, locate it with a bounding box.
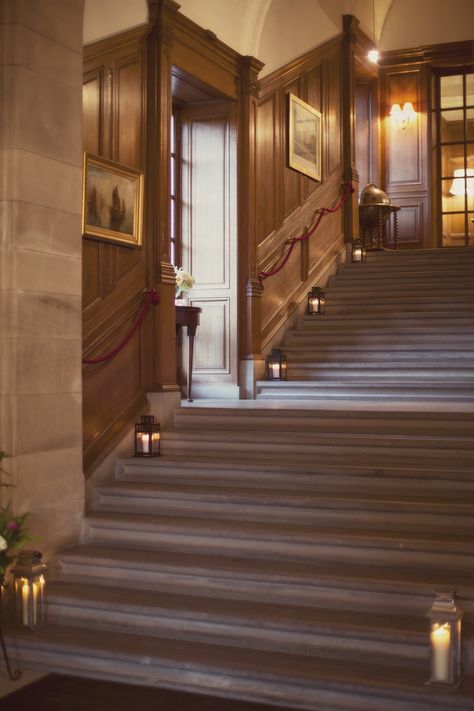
[0,674,299,711]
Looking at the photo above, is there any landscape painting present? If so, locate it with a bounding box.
[288,93,321,182]
[82,154,143,246]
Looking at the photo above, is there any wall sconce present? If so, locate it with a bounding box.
[351,239,367,263]
[307,287,325,315]
[390,102,416,129]
[265,349,287,381]
[135,415,161,457]
[450,168,474,196]
[428,591,462,687]
[11,551,47,630]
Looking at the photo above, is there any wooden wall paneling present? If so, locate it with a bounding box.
[83,71,102,154]
[256,94,278,242]
[282,78,302,219]
[385,70,424,189]
[304,63,323,199]
[83,27,151,475]
[355,80,371,190]
[238,56,265,365]
[327,51,342,177]
[386,196,428,248]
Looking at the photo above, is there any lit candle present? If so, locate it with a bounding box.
[354,247,362,261]
[32,582,38,627]
[431,623,451,682]
[39,574,45,623]
[22,580,29,627]
[310,298,319,313]
[270,362,280,378]
[139,433,149,453]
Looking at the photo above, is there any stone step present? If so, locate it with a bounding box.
[93,480,474,532]
[160,429,474,466]
[297,320,474,333]
[171,405,474,436]
[83,511,474,572]
[298,313,474,326]
[45,580,427,664]
[57,544,474,616]
[324,302,474,314]
[255,381,474,402]
[281,347,474,360]
[118,455,474,494]
[9,624,474,711]
[286,365,474,380]
[283,332,474,345]
[334,265,474,279]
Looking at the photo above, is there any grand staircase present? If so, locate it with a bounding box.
[11,248,474,710]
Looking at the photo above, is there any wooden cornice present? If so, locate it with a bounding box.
[84,24,151,60]
[380,39,474,68]
[258,34,342,96]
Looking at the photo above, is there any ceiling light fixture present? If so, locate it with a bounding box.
[367,0,379,63]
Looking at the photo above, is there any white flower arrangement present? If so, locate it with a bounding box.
[174,267,195,298]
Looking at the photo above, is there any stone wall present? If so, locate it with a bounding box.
[0,0,85,559]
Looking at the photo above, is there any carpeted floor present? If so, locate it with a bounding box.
[0,674,297,711]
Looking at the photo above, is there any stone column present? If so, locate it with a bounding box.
[0,0,85,558]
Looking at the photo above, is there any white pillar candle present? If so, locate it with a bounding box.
[22,580,29,627]
[32,582,38,627]
[39,574,45,622]
[139,433,149,453]
[431,624,451,682]
[270,362,280,378]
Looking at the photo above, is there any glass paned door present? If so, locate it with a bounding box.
[436,72,474,247]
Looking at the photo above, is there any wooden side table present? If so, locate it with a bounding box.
[175,305,202,402]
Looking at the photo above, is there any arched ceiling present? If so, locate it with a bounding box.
[83,0,474,74]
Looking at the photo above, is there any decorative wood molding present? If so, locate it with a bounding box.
[84,24,151,60]
[380,39,474,68]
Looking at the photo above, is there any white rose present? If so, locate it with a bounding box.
[0,535,7,551]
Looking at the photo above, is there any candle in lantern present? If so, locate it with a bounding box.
[39,574,45,622]
[431,623,451,682]
[32,582,38,627]
[270,362,280,378]
[22,580,29,627]
[310,298,319,313]
[139,433,150,453]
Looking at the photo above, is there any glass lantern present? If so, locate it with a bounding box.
[307,287,325,315]
[265,349,287,381]
[11,551,47,630]
[428,591,462,687]
[351,239,367,263]
[135,415,161,457]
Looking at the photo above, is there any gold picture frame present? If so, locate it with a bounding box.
[288,93,322,182]
[82,153,144,247]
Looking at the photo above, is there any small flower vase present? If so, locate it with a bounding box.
[175,291,188,306]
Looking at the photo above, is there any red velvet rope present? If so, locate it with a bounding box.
[82,288,160,365]
[258,182,354,284]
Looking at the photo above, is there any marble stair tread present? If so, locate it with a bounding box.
[118,455,474,489]
[57,544,474,604]
[12,625,474,711]
[46,580,427,642]
[95,480,474,514]
[84,510,474,553]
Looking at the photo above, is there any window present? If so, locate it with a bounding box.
[170,110,181,266]
[436,71,474,247]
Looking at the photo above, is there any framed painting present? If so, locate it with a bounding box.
[82,153,144,247]
[288,93,322,182]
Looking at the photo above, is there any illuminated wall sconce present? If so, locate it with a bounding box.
[367,48,379,64]
[11,551,47,630]
[428,591,462,687]
[265,348,287,381]
[135,415,161,457]
[450,168,474,196]
[390,102,416,129]
[307,287,325,315]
